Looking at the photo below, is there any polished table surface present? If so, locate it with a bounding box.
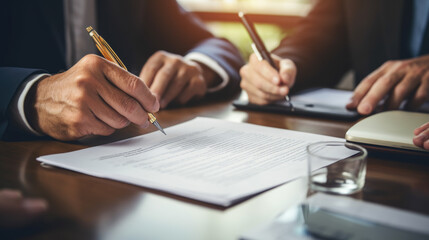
[1,99,429,239]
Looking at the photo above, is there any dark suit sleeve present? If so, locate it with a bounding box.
[272,0,350,93]
[143,1,244,97]
[0,67,45,140]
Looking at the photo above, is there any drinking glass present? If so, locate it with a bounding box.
[307,141,367,195]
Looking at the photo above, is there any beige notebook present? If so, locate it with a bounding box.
[345,111,429,152]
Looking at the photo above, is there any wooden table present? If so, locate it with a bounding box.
[1,99,428,239]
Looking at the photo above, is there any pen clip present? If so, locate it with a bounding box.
[87,26,127,70]
[251,43,263,61]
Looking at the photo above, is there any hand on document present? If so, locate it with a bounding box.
[0,189,47,228]
[413,122,429,150]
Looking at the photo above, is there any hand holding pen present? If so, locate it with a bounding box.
[87,26,165,135]
[22,25,162,140]
[25,53,161,140]
[239,12,296,108]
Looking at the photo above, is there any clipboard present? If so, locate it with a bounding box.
[233,88,361,121]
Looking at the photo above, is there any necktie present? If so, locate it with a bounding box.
[418,12,429,55]
[63,0,97,68]
[401,0,429,58]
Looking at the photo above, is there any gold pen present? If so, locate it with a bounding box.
[86,26,166,135]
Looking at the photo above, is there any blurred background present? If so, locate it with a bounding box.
[177,0,316,61]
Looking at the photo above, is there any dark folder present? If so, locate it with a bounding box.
[233,88,360,121]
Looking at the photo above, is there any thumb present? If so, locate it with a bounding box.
[279,59,297,87]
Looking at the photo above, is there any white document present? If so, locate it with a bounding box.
[37,117,344,206]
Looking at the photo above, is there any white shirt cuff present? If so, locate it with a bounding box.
[12,74,50,136]
[184,52,229,93]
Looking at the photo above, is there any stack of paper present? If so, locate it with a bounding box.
[37,117,344,206]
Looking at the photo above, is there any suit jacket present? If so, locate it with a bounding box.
[0,0,243,139]
[272,0,409,93]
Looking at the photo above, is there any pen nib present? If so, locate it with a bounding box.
[153,120,166,135]
[285,96,294,111]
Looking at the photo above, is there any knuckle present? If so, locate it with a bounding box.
[415,66,426,74]
[240,66,248,78]
[395,61,407,71]
[126,76,141,93]
[98,127,115,136]
[384,60,394,67]
[146,65,158,76]
[394,61,404,68]
[389,72,401,81]
[397,61,409,69]
[259,91,269,100]
[187,65,200,76]
[284,58,294,65]
[71,80,90,105]
[113,116,129,129]
[106,128,115,135]
[240,80,247,89]
[68,113,86,134]
[80,54,103,67]
[159,68,174,79]
[169,57,181,66]
[74,71,91,85]
[67,129,81,139]
[280,59,293,70]
[249,53,258,63]
[364,97,378,107]
[416,90,428,102]
[360,76,372,85]
[187,77,197,89]
[352,88,365,99]
[192,77,205,89]
[71,90,87,105]
[262,64,271,75]
[394,85,407,97]
[120,97,139,115]
[154,50,167,58]
[272,86,280,95]
[146,96,158,111]
[380,75,395,85]
[175,74,189,88]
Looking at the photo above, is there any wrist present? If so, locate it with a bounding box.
[10,73,49,136]
[194,61,220,89]
[184,52,229,93]
[24,76,48,135]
